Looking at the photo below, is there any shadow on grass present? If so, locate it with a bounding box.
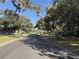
[21,34,78,59]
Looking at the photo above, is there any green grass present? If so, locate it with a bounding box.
[0,30,28,44]
[56,39,79,54]
[0,35,17,44]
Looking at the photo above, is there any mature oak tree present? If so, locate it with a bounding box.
[36,0,79,38]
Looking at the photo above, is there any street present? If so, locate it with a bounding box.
[0,34,79,59]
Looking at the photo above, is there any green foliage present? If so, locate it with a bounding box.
[19,15,33,33]
[36,0,79,38]
[0,0,34,34]
[0,15,33,34]
[35,17,46,30]
[0,0,40,16]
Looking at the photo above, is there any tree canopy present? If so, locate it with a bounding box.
[0,15,33,34]
[36,0,79,38]
[35,17,46,30]
[0,0,40,16]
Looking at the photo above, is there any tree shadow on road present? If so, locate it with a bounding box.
[21,34,77,59]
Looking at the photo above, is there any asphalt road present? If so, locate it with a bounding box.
[0,34,79,59]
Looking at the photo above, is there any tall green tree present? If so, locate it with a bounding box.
[35,17,46,30]
[43,0,79,37]
[0,15,33,34]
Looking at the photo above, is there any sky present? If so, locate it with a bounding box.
[0,0,53,26]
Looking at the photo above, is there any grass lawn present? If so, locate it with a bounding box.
[0,35,17,44]
[0,33,22,44]
[56,39,79,54]
[0,30,28,44]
